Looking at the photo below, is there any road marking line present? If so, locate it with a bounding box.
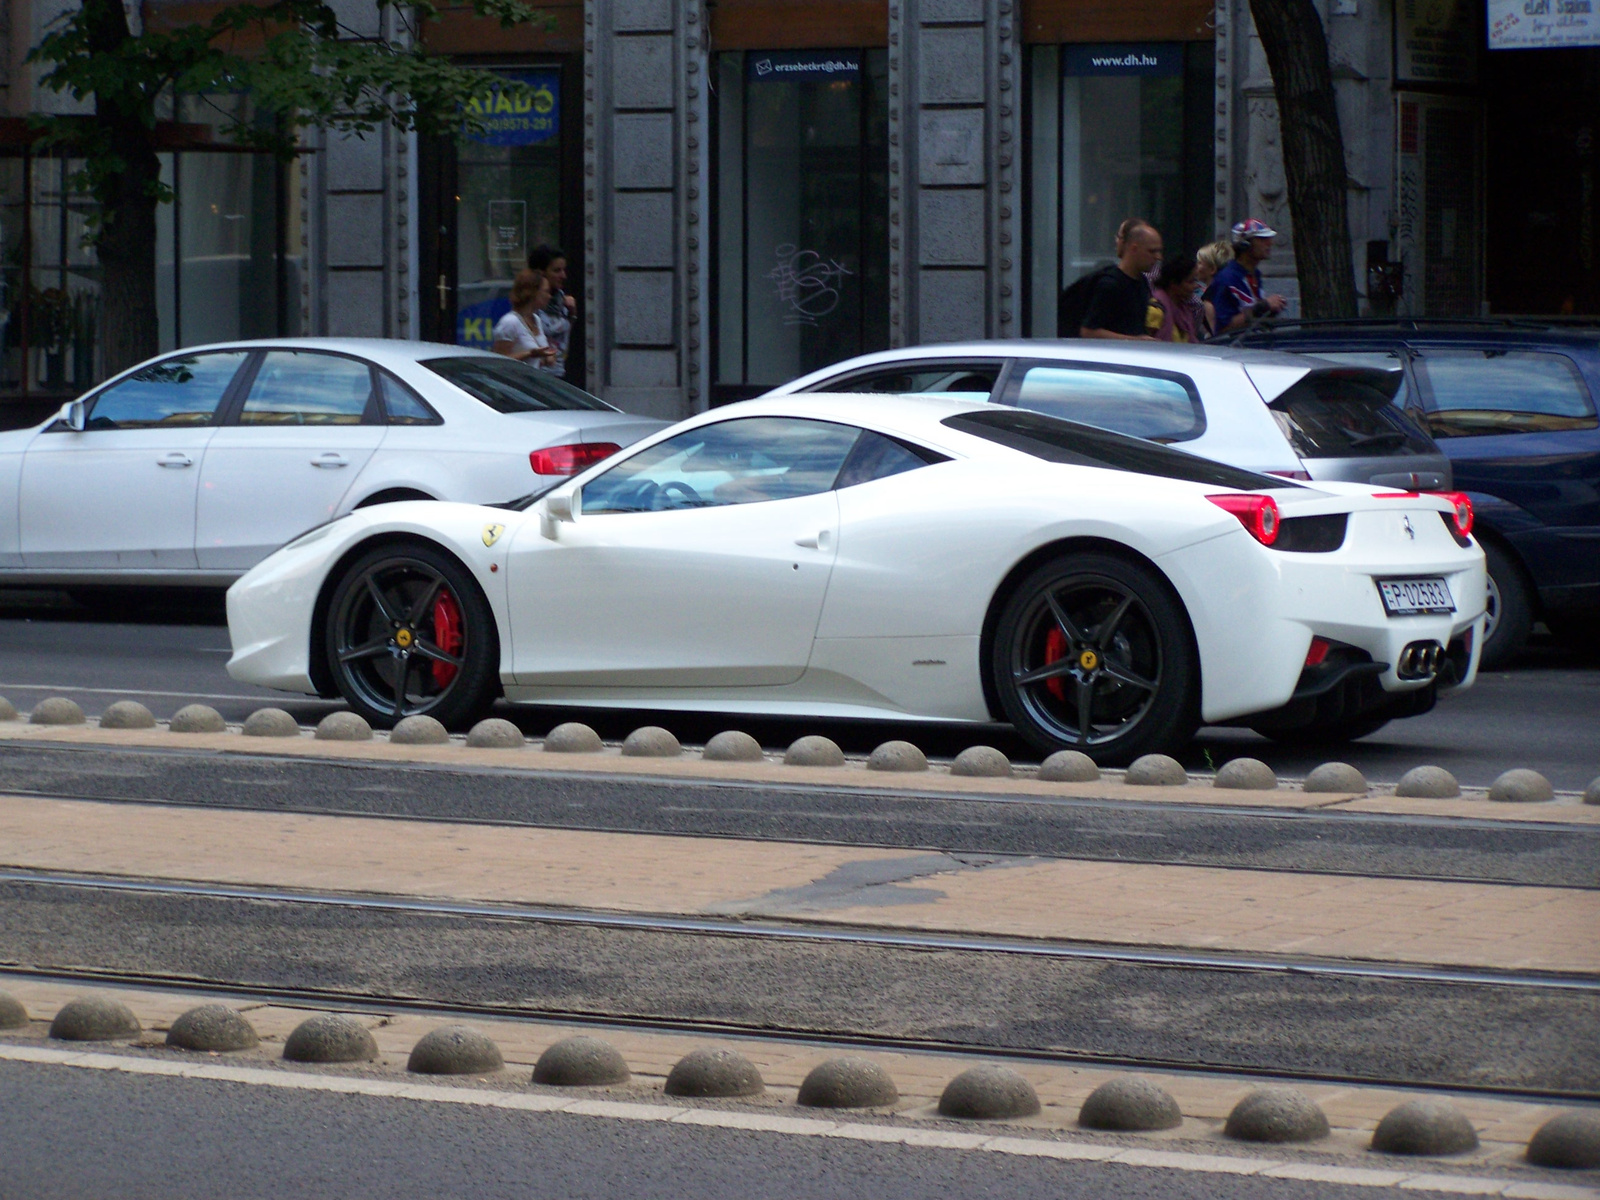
[0,683,336,703]
[2,1044,1588,1197]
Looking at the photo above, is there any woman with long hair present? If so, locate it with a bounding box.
[491,269,559,365]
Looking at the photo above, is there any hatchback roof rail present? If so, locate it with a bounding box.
[1217,315,1600,343]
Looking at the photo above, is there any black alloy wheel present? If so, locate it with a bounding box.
[993,552,1199,764]
[1479,538,1533,671]
[324,543,499,729]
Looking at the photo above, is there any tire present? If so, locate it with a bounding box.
[323,542,499,729]
[1479,539,1533,672]
[991,552,1199,764]
[1252,715,1390,745]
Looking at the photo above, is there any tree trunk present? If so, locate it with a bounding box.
[1247,0,1359,320]
[84,0,162,374]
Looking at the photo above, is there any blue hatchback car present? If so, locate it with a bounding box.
[1225,321,1600,669]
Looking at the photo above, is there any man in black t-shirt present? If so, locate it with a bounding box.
[1080,223,1163,340]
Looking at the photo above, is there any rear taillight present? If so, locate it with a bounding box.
[1305,637,1331,667]
[1207,493,1281,545]
[529,442,621,476]
[1433,490,1474,539]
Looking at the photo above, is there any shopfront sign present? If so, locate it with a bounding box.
[1396,0,1479,83]
[1489,0,1600,47]
[747,51,860,83]
[463,71,560,146]
[1061,43,1183,77]
[457,297,510,347]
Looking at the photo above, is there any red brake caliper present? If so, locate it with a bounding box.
[1044,628,1068,701]
[431,590,463,688]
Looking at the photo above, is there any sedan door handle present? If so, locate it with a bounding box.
[157,453,192,468]
[312,453,348,469]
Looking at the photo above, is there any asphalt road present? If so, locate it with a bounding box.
[0,1060,1564,1200]
[0,592,1596,787]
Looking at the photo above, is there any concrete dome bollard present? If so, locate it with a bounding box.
[0,990,29,1029]
[1078,1075,1183,1131]
[543,722,603,753]
[784,735,845,767]
[703,731,764,762]
[1487,768,1554,804]
[937,1065,1041,1120]
[169,704,226,733]
[1370,1097,1479,1156]
[1038,750,1099,782]
[166,1004,260,1052]
[1303,762,1367,793]
[663,1047,764,1098]
[1214,758,1277,790]
[315,712,373,742]
[1526,1111,1600,1169]
[1394,765,1460,798]
[30,697,85,726]
[531,1036,631,1087]
[1585,776,1600,806]
[797,1057,899,1109]
[283,1013,379,1063]
[390,715,451,745]
[49,995,141,1041]
[99,700,156,729]
[407,1025,504,1075]
[950,746,1012,778]
[242,708,300,737]
[0,697,16,722]
[1123,754,1187,786]
[867,741,928,773]
[1224,1087,1330,1143]
[621,726,681,758]
[466,718,525,749]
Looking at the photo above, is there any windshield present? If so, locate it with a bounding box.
[1269,369,1436,458]
[421,356,614,413]
[943,408,1295,490]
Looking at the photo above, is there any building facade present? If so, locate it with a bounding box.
[2,0,1595,413]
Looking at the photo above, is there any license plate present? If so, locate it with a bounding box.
[1376,577,1455,616]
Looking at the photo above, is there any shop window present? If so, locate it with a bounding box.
[1028,42,1214,336]
[714,50,889,398]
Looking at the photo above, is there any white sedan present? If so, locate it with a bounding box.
[0,338,663,586]
[226,394,1486,761]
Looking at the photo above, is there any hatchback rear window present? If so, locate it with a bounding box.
[943,408,1292,490]
[421,356,614,413]
[1268,369,1436,458]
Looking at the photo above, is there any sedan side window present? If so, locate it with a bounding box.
[1000,362,1205,443]
[81,351,248,430]
[582,417,861,514]
[815,362,1001,400]
[1415,349,1598,437]
[378,373,442,425]
[238,352,378,426]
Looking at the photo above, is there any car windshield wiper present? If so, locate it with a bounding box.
[1343,430,1408,448]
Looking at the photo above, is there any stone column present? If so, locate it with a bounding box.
[583,0,708,419]
[888,0,1018,348]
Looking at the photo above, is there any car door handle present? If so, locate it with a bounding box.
[312,453,348,468]
[794,530,832,550]
[157,453,192,468]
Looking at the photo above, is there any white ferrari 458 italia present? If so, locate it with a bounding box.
[226,393,1486,761]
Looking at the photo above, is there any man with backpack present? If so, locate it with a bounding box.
[1057,219,1163,339]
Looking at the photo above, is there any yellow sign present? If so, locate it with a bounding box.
[482,523,505,547]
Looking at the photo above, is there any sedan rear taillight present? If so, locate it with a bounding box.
[530,442,621,475]
[1433,490,1474,540]
[1207,493,1281,545]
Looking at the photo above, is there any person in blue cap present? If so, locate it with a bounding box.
[1206,218,1288,333]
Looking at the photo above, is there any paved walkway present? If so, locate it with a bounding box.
[1,795,1593,973]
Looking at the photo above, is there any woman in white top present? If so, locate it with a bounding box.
[491,269,558,366]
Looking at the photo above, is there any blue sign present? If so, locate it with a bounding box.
[748,51,860,83]
[463,71,560,147]
[1062,43,1183,77]
[457,296,510,348]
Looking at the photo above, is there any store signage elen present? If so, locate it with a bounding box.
[1489,0,1600,47]
[462,71,560,146]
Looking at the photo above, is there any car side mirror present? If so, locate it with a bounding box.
[546,490,576,523]
[56,399,86,432]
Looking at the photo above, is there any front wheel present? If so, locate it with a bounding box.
[323,543,499,729]
[992,552,1199,764]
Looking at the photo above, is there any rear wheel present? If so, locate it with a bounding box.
[1479,539,1533,671]
[323,543,499,729]
[992,552,1199,764]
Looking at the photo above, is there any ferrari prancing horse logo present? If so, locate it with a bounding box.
[1078,649,1099,671]
[482,523,505,547]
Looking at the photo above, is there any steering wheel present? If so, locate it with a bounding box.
[657,480,704,509]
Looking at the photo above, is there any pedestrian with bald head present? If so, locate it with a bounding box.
[1079,221,1163,340]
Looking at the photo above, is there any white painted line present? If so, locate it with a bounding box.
[0,683,336,704]
[1,1044,1591,1198]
